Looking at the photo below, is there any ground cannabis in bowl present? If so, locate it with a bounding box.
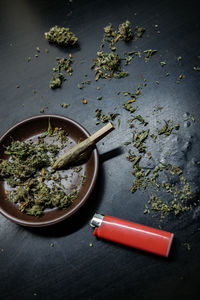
[0,124,85,216]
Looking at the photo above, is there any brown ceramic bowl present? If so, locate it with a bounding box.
[0,115,99,227]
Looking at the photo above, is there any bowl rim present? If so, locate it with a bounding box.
[0,114,99,227]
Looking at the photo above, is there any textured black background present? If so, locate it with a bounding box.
[0,0,200,299]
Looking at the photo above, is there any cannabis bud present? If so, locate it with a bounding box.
[92,51,128,80]
[118,20,133,41]
[44,25,78,47]
[49,76,62,89]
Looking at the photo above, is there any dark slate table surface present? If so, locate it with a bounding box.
[0,0,200,299]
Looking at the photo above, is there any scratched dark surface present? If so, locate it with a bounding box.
[0,0,200,299]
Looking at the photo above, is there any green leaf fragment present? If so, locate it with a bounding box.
[160,61,166,67]
[48,118,53,136]
[133,115,148,126]
[193,66,200,71]
[157,120,173,136]
[123,101,137,113]
[61,103,70,108]
[144,49,157,62]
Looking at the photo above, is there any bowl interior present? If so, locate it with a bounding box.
[0,115,99,227]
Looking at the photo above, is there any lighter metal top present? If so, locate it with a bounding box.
[90,213,104,227]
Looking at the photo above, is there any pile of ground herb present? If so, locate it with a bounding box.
[102,20,145,50]
[144,175,193,219]
[0,125,85,216]
[44,25,78,47]
[50,55,73,89]
[92,51,128,80]
[101,21,132,51]
[124,102,194,219]
[128,152,193,219]
[92,20,145,80]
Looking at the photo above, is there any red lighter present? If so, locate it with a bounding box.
[90,214,174,257]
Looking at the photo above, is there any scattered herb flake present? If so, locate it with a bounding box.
[174,124,180,130]
[77,83,84,89]
[144,49,157,62]
[160,61,166,67]
[150,133,157,142]
[136,26,145,38]
[78,80,91,89]
[184,242,191,251]
[123,101,137,113]
[157,120,173,136]
[190,114,195,122]
[193,66,200,71]
[50,55,73,89]
[82,98,87,104]
[133,129,149,153]
[61,103,70,108]
[132,115,148,126]
[95,109,118,124]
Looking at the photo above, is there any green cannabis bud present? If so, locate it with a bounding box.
[92,51,128,80]
[118,20,133,41]
[44,25,78,47]
[50,75,62,89]
[104,23,117,37]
